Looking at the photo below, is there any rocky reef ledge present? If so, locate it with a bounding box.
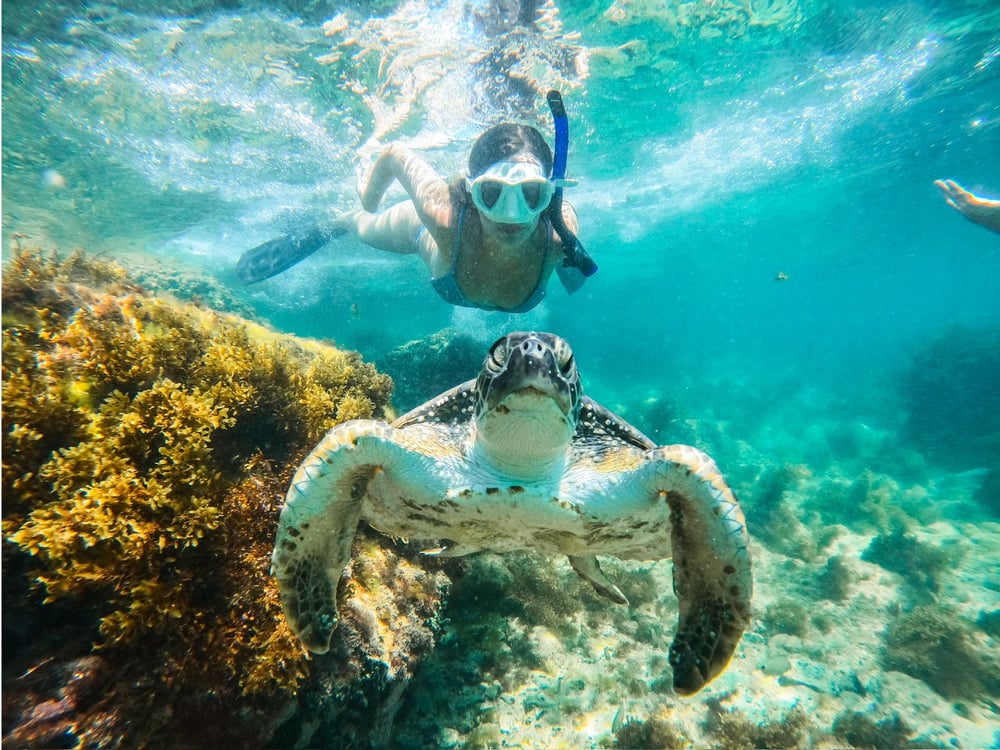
[2,248,449,748]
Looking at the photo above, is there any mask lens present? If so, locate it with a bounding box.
[478,181,503,208]
[522,183,542,209]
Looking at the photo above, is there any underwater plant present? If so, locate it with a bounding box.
[815,554,853,601]
[613,715,691,749]
[881,604,999,702]
[703,699,811,750]
[761,599,810,637]
[1,248,449,748]
[745,463,820,560]
[861,526,952,596]
[831,711,920,750]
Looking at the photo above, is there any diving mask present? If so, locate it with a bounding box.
[467,161,555,224]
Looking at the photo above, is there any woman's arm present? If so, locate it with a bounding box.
[559,200,580,235]
[360,144,453,229]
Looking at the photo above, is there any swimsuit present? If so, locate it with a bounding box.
[426,205,551,313]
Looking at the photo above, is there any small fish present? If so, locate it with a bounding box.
[775,271,789,281]
[760,654,792,676]
[351,303,360,318]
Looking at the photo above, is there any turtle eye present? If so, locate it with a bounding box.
[553,340,575,375]
[488,340,508,371]
[559,354,575,376]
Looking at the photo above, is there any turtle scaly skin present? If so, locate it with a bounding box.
[271,332,752,695]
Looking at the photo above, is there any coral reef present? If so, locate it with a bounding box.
[881,604,999,702]
[2,248,446,748]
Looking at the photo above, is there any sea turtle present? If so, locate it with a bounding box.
[271,332,752,695]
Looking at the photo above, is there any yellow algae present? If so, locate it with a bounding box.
[1,248,398,745]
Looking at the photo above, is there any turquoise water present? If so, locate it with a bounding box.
[4,2,999,395]
[3,1,1000,747]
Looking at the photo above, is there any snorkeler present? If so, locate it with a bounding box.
[237,91,596,313]
[934,179,1000,235]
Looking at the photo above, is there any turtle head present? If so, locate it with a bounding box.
[472,332,582,477]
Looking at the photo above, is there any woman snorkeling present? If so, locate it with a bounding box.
[236,91,596,312]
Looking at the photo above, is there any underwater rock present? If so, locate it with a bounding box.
[2,656,109,749]
[973,466,1000,517]
[376,327,485,409]
[2,248,445,748]
[901,325,1000,470]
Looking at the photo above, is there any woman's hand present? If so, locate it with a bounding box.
[934,179,1000,234]
[360,144,408,212]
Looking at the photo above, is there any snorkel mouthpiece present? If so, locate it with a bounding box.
[546,90,598,288]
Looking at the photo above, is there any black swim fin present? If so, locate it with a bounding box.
[236,223,346,284]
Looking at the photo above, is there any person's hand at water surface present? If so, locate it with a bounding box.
[934,179,1000,234]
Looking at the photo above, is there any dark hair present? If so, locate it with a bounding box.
[468,123,552,177]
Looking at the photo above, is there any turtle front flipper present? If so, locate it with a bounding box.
[271,420,399,653]
[647,445,753,695]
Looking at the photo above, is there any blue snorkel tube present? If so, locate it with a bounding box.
[546,90,598,293]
